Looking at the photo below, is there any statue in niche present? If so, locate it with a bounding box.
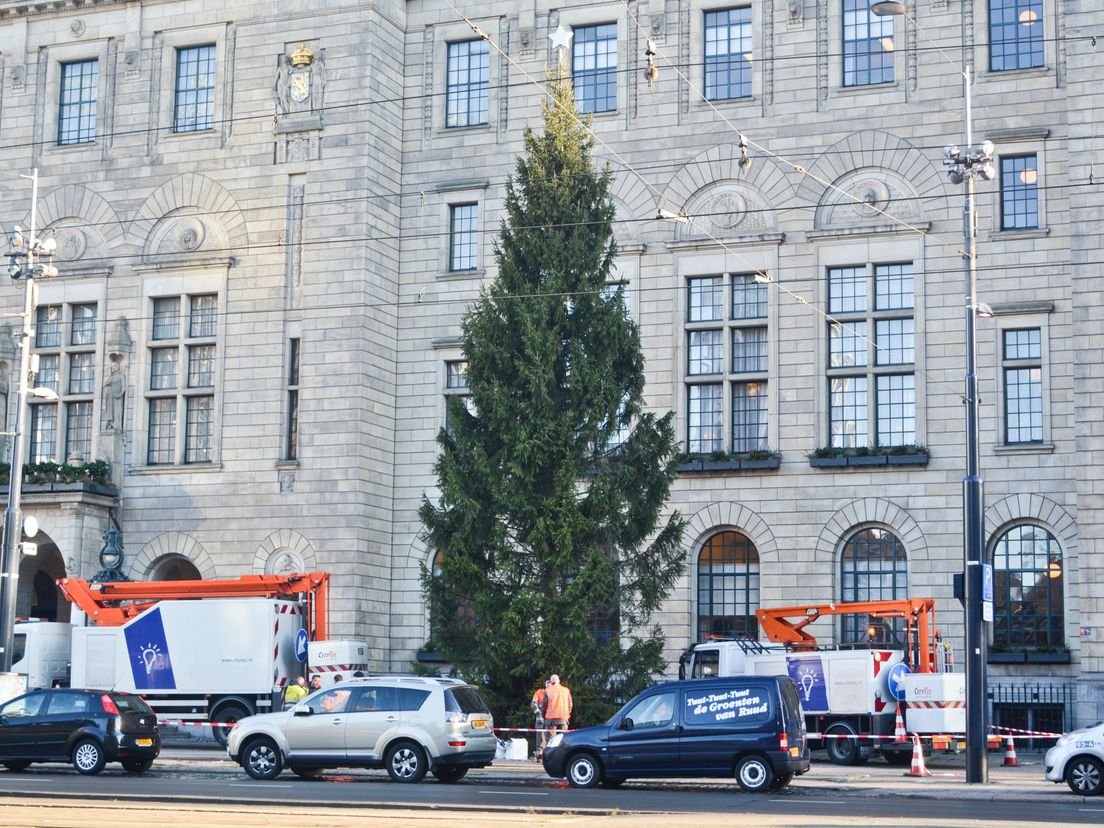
[102,358,126,431]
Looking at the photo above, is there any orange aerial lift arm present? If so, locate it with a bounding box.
[756,598,938,673]
[58,572,331,640]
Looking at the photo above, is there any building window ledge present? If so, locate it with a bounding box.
[438,268,486,281]
[993,442,1055,455]
[988,227,1049,242]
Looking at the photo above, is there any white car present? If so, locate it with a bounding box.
[227,675,495,783]
[1045,721,1104,796]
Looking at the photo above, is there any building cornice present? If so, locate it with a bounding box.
[0,0,127,22]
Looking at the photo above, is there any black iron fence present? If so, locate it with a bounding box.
[988,681,1074,751]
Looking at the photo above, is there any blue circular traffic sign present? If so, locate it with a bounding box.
[295,628,309,663]
[886,662,910,702]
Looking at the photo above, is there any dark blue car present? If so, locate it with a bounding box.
[542,675,810,792]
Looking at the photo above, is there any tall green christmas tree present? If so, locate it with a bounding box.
[419,66,686,728]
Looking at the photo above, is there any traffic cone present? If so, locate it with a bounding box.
[894,704,907,742]
[905,733,930,777]
[1002,736,1019,767]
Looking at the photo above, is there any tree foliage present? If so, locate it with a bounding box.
[419,68,686,729]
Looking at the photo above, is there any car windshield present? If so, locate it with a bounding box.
[444,687,489,714]
[111,695,153,714]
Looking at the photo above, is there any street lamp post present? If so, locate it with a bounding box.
[871,2,995,784]
[0,169,58,674]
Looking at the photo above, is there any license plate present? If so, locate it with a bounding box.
[136,738,153,747]
[471,719,487,729]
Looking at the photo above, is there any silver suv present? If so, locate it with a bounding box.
[227,676,495,783]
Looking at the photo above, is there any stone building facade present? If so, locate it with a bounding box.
[0,0,1099,728]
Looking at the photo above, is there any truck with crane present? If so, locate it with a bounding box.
[680,599,961,765]
[14,572,367,745]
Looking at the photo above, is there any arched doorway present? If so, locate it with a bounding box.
[16,541,69,622]
[147,554,202,581]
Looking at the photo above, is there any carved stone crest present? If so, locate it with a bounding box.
[275,42,324,118]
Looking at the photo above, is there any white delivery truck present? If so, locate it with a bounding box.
[12,621,73,689]
[681,639,906,764]
[680,598,959,765]
[70,597,303,741]
[55,572,367,744]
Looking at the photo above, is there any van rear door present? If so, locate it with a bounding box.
[777,678,806,757]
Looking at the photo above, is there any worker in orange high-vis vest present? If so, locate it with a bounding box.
[531,680,550,758]
[543,674,573,739]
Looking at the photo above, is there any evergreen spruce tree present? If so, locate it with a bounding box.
[420,66,686,728]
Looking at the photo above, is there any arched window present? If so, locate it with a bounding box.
[840,527,907,645]
[148,555,201,581]
[696,531,760,641]
[992,524,1064,649]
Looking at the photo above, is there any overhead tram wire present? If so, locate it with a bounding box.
[441,0,970,402]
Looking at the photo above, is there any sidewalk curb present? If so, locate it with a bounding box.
[148,756,1075,805]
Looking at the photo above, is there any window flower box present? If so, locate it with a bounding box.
[848,454,888,467]
[809,455,848,468]
[809,446,930,469]
[987,651,1027,664]
[888,453,930,466]
[1025,650,1071,665]
[739,457,781,471]
[677,454,781,474]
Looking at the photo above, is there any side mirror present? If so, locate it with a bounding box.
[293,706,312,716]
[620,717,634,731]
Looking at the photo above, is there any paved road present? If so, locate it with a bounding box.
[0,760,1097,826]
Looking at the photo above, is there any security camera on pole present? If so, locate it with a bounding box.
[0,169,58,682]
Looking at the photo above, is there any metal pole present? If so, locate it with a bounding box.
[0,170,39,673]
[960,67,988,785]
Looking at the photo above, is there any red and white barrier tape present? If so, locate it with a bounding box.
[989,724,1063,738]
[160,720,239,728]
[493,727,573,734]
[807,732,964,742]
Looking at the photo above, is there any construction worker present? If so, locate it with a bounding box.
[283,675,308,708]
[531,680,550,759]
[543,674,573,739]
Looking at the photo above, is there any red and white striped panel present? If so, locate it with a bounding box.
[909,700,965,709]
[310,664,369,674]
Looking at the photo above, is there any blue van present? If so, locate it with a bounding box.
[541,675,810,792]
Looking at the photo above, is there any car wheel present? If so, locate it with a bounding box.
[1066,756,1104,796]
[431,766,469,783]
[599,777,625,788]
[242,737,284,781]
[769,771,795,790]
[385,741,428,783]
[3,762,29,772]
[120,758,154,773]
[290,765,325,780]
[72,739,106,775]
[735,755,773,793]
[566,753,601,789]
[212,704,251,748]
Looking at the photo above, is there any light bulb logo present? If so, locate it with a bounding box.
[798,666,817,701]
[139,642,161,675]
